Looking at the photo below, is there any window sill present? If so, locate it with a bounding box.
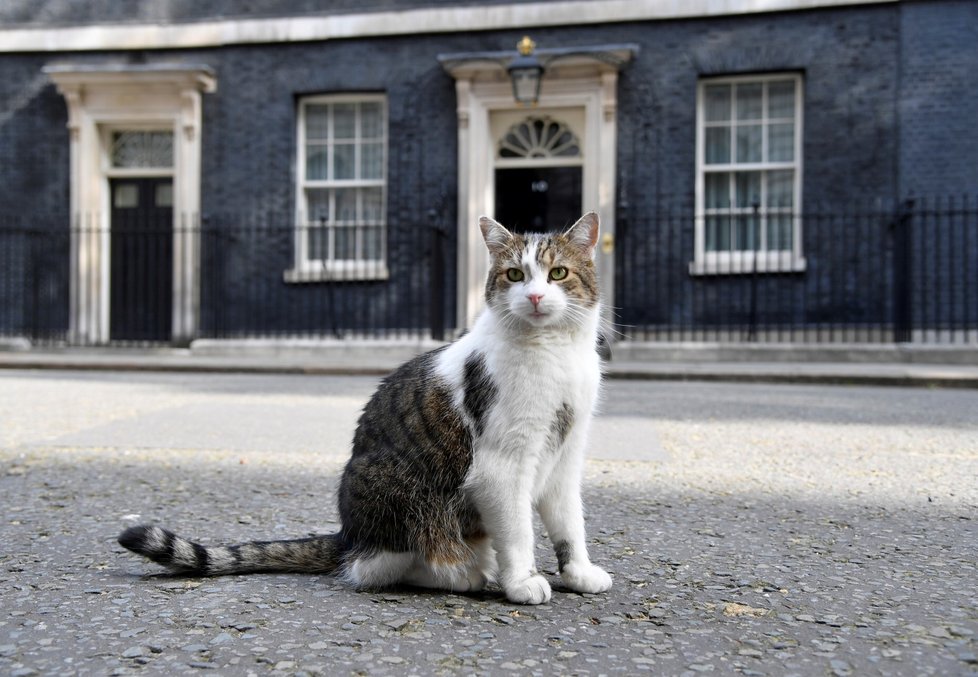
[284,262,390,283]
[689,255,807,276]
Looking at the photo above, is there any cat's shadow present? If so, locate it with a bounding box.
[119,570,584,605]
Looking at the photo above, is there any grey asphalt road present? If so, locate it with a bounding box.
[0,369,976,676]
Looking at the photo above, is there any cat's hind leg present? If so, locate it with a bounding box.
[344,551,414,589]
[403,536,492,593]
[403,558,487,593]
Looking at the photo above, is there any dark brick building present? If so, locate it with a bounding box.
[1,0,975,345]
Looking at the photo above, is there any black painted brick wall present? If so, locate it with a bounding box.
[1,2,974,338]
[898,0,978,197]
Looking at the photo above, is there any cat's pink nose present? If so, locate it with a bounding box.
[528,293,545,308]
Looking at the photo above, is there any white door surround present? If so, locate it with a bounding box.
[45,63,215,345]
[441,47,635,330]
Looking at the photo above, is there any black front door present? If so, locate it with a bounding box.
[109,178,173,342]
[494,166,582,234]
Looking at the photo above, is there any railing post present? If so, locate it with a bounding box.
[29,227,40,341]
[891,198,915,343]
[748,201,761,342]
[428,209,447,342]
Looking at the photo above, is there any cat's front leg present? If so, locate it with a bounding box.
[467,460,551,605]
[537,447,612,595]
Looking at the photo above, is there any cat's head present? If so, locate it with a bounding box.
[479,212,600,331]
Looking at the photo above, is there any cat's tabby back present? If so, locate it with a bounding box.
[119,212,612,605]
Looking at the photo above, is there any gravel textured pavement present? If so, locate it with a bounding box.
[0,369,976,676]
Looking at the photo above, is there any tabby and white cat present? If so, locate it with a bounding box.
[119,212,612,605]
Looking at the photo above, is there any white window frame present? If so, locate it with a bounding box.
[692,73,806,275]
[286,93,389,282]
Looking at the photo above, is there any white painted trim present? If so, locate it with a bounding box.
[45,67,215,345]
[288,93,389,283]
[3,0,897,53]
[693,72,805,274]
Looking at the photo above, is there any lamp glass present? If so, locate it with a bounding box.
[510,67,542,106]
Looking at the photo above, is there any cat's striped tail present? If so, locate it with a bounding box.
[117,525,344,576]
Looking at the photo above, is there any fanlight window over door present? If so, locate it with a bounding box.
[498,116,581,159]
[110,131,174,169]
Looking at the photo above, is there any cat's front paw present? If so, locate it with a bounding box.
[562,562,612,594]
[504,573,552,605]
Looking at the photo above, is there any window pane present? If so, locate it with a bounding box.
[735,213,760,251]
[705,173,730,209]
[307,225,329,260]
[768,80,796,119]
[735,172,761,208]
[735,83,763,121]
[736,124,762,163]
[768,123,794,162]
[705,215,731,252]
[335,188,357,222]
[113,183,139,208]
[767,215,793,251]
[305,145,329,180]
[333,103,356,139]
[363,226,384,260]
[305,188,330,222]
[361,142,384,180]
[362,187,384,222]
[767,169,794,208]
[333,143,355,180]
[704,84,731,122]
[335,226,356,260]
[155,183,173,207]
[361,102,383,138]
[705,127,730,164]
[305,105,330,140]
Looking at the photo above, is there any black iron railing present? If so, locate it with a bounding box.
[198,215,450,342]
[1,199,975,347]
[614,197,978,343]
[0,216,450,346]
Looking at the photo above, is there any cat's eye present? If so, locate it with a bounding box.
[549,267,569,281]
[506,268,525,282]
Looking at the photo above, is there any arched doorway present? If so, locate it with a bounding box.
[441,48,634,329]
[492,113,583,233]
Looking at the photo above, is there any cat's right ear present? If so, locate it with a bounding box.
[479,216,513,256]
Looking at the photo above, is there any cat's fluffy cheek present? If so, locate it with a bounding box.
[561,562,613,594]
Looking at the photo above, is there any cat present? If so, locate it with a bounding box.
[118,211,612,605]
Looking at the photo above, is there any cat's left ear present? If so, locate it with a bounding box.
[564,212,600,259]
[479,216,514,256]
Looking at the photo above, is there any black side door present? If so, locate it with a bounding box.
[109,178,173,342]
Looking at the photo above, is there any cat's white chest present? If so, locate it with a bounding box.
[483,338,599,454]
[495,342,597,411]
[435,309,601,463]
